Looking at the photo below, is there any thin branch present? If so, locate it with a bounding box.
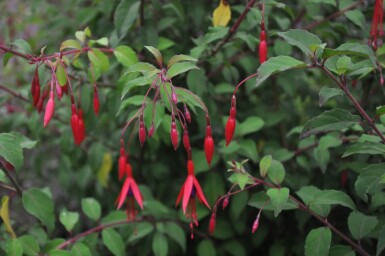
[304,0,365,30]
[318,65,385,144]
[0,85,29,102]
[0,161,23,196]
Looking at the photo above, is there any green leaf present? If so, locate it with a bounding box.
[266,188,290,217]
[342,141,385,157]
[168,54,198,68]
[71,242,92,256]
[22,188,55,231]
[102,228,125,256]
[259,155,272,178]
[304,227,331,256]
[114,0,140,38]
[197,239,216,256]
[56,63,67,86]
[47,250,71,256]
[300,108,361,138]
[114,45,138,67]
[122,62,157,76]
[344,10,365,30]
[348,211,378,240]
[329,245,355,256]
[297,186,330,217]
[236,172,250,190]
[121,73,158,99]
[0,133,23,171]
[152,232,168,256]
[3,52,13,67]
[322,43,376,66]
[7,239,23,256]
[127,222,154,242]
[267,160,285,185]
[145,46,163,66]
[309,0,336,5]
[167,62,199,78]
[376,105,385,117]
[81,198,101,221]
[355,163,385,202]
[59,209,79,232]
[60,39,81,51]
[248,191,298,211]
[319,86,344,107]
[377,225,385,256]
[277,29,322,56]
[18,235,40,256]
[88,48,109,72]
[238,117,264,136]
[164,222,186,252]
[12,39,32,54]
[255,56,307,87]
[336,56,351,75]
[311,189,355,210]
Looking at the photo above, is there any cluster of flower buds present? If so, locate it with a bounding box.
[30,59,100,146]
[369,0,384,50]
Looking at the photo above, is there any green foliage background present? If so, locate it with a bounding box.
[1,0,385,255]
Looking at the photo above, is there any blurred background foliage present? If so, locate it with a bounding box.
[0,0,384,255]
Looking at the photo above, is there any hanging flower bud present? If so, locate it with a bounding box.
[184,105,191,123]
[139,117,146,147]
[172,89,178,104]
[55,80,63,100]
[118,147,127,180]
[43,91,55,127]
[170,121,179,150]
[209,212,217,235]
[93,86,99,116]
[259,22,268,64]
[225,98,237,146]
[252,213,260,234]
[222,196,229,210]
[71,104,80,144]
[77,109,85,143]
[148,122,155,138]
[31,65,40,107]
[204,124,214,166]
[183,129,191,152]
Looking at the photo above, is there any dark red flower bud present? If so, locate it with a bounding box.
[43,91,55,127]
[139,120,146,147]
[77,109,85,144]
[259,40,267,64]
[31,65,40,107]
[71,105,80,144]
[93,86,99,116]
[222,196,229,210]
[225,117,236,146]
[204,125,214,166]
[170,121,178,150]
[183,129,191,152]
[209,212,216,235]
[148,122,155,138]
[184,105,191,123]
[55,80,63,100]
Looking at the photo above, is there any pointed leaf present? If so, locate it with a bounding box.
[277,29,322,55]
[102,228,125,256]
[0,133,23,171]
[259,155,272,177]
[266,187,290,217]
[114,45,138,67]
[18,235,40,256]
[348,211,378,240]
[88,48,109,72]
[167,54,198,68]
[167,62,199,78]
[255,56,307,87]
[152,232,168,256]
[319,86,344,107]
[305,227,331,256]
[355,163,385,202]
[22,188,55,231]
[342,141,385,157]
[7,238,23,256]
[0,196,16,238]
[60,39,81,51]
[81,198,101,221]
[145,46,163,66]
[59,209,79,232]
[56,63,67,86]
[165,222,186,252]
[267,160,285,185]
[300,108,361,138]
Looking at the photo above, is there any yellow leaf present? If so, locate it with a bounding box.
[213,0,231,27]
[97,153,113,188]
[0,196,16,238]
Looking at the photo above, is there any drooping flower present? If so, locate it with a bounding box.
[43,91,55,127]
[116,163,144,220]
[369,0,384,50]
[176,160,211,238]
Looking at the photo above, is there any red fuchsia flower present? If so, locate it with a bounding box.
[222,196,229,210]
[116,163,144,221]
[183,129,191,152]
[176,160,211,239]
[70,104,79,143]
[225,95,237,146]
[369,0,384,50]
[208,211,216,236]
